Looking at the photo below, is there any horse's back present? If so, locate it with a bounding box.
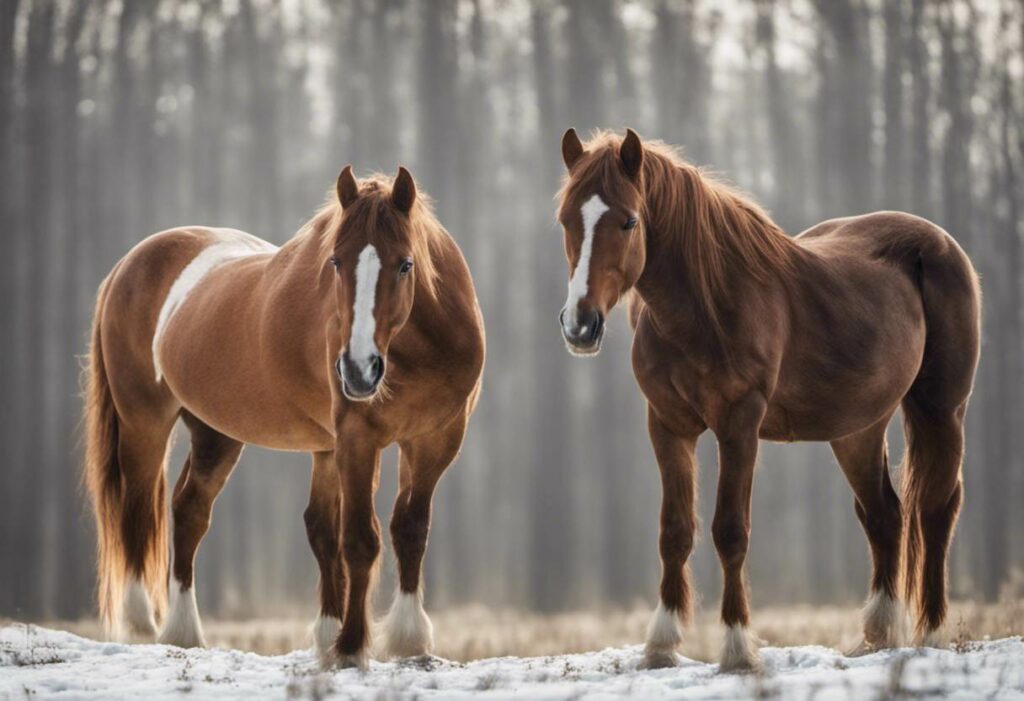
[98,226,277,421]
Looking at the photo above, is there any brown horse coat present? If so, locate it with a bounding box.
[85,168,484,668]
[557,129,980,670]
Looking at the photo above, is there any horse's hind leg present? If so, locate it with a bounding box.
[305,451,345,663]
[159,412,243,648]
[381,418,467,660]
[831,413,907,652]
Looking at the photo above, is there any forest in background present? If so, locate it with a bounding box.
[0,0,1021,622]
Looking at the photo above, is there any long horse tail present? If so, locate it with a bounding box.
[893,219,980,638]
[83,272,129,637]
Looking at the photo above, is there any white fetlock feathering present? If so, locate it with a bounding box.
[158,584,205,649]
[311,614,341,665]
[642,602,683,668]
[122,578,158,639]
[720,624,761,673]
[862,590,909,649]
[381,590,434,659]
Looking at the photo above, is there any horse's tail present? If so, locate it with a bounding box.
[895,220,980,637]
[83,273,128,637]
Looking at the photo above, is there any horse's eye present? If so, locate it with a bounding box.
[623,215,638,231]
[399,258,414,277]
[328,256,340,269]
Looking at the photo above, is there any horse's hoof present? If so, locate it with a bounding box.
[329,650,369,671]
[719,625,762,674]
[846,638,877,657]
[640,650,679,669]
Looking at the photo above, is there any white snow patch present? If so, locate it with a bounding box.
[2,623,1022,700]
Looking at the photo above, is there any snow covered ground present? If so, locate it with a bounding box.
[2,623,1022,700]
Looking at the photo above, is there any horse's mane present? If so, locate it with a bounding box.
[560,131,797,338]
[309,173,442,299]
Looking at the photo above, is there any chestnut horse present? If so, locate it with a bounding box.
[84,166,484,668]
[556,129,980,671]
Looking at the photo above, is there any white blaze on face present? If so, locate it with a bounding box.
[347,243,382,382]
[565,194,610,328]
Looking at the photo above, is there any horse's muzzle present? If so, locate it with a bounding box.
[559,306,604,355]
[337,351,385,400]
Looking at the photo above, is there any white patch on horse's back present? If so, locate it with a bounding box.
[152,231,277,381]
[348,244,382,379]
[565,194,610,325]
[157,584,205,648]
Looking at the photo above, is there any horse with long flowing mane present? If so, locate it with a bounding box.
[83,166,484,668]
[556,128,980,671]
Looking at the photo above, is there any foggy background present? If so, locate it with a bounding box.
[0,0,1021,625]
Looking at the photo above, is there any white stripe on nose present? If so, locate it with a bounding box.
[565,194,610,327]
[348,244,382,382]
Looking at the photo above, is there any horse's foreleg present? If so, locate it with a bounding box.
[711,392,765,672]
[332,434,382,670]
[159,414,242,648]
[831,414,906,653]
[382,419,466,660]
[642,407,700,669]
[305,451,346,664]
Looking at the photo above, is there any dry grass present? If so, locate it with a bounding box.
[29,598,1024,663]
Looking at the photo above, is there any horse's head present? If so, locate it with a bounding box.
[328,166,424,401]
[557,128,646,356]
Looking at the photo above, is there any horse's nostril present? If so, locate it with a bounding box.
[589,312,604,342]
[369,354,384,382]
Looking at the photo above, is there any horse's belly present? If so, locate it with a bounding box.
[762,361,921,442]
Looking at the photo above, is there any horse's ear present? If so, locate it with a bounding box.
[392,166,417,214]
[337,165,359,209]
[562,128,585,170]
[620,128,644,179]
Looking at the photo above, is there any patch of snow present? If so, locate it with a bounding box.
[1,623,1022,699]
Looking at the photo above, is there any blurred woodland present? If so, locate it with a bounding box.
[0,0,1021,622]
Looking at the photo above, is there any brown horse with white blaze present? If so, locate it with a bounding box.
[556,128,980,671]
[84,166,484,668]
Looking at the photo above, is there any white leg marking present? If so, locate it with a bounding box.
[381,589,434,659]
[122,578,158,639]
[346,244,382,382]
[862,590,908,648]
[152,232,278,381]
[311,614,342,665]
[720,624,761,672]
[564,194,610,328]
[158,583,206,648]
[643,602,683,668]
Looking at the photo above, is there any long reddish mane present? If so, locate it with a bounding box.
[559,131,798,339]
